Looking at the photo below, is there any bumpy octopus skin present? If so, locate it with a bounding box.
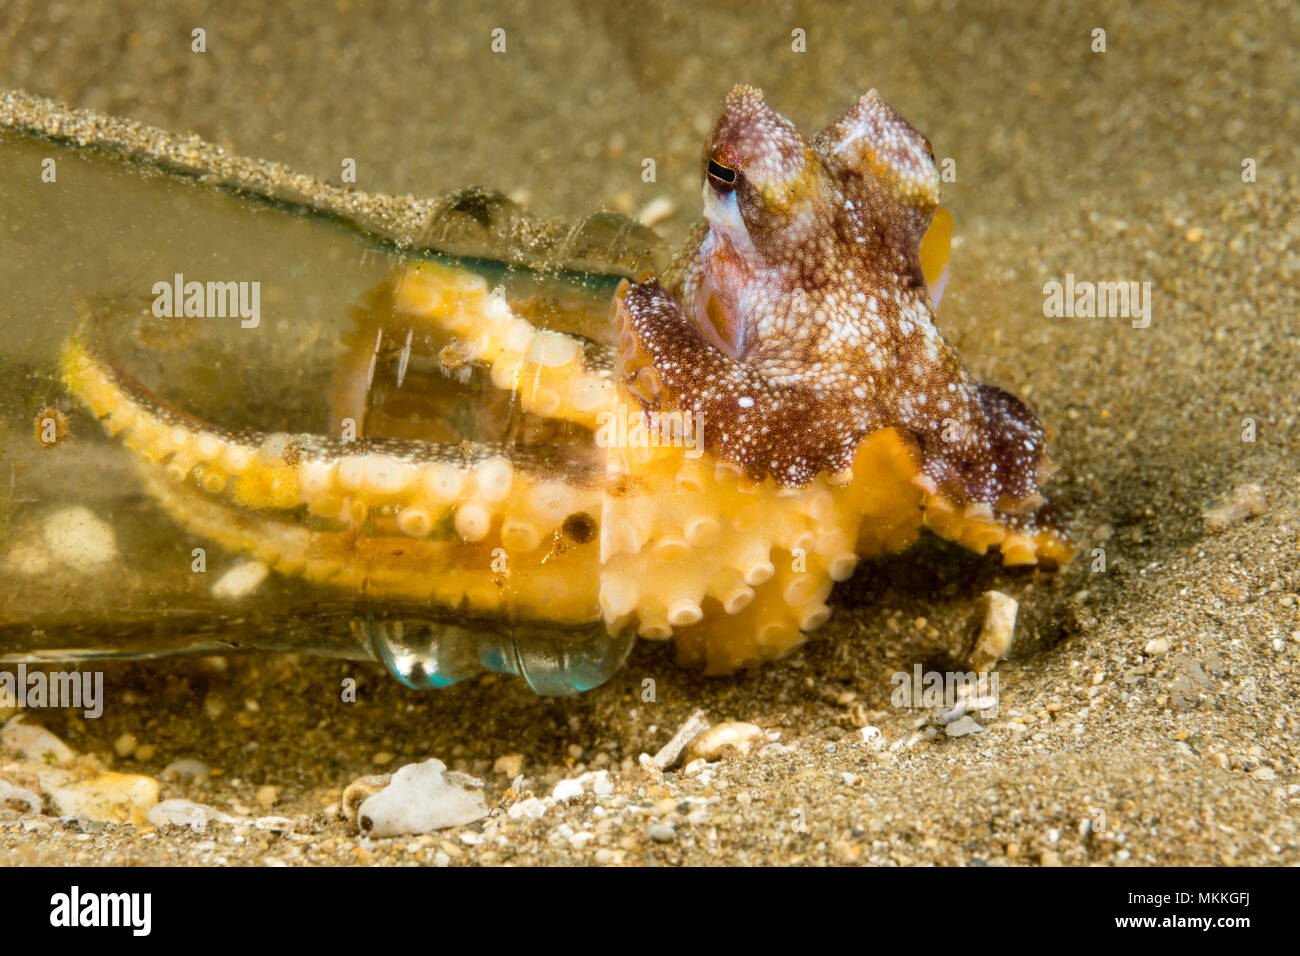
[620,85,1063,526]
[61,85,1074,678]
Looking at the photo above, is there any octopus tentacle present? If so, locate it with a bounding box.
[60,320,605,621]
[387,262,618,429]
[597,424,936,674]
[600,449,849,671]
[136,469,598,621]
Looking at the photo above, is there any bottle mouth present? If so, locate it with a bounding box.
[358,612,635,696]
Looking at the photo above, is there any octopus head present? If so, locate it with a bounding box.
[683,85,946,361]
[700,85,832,264]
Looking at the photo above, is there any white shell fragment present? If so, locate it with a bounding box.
[966,589,1019,673]
[1,715,76,766]
[0,778,42,814]
[146,798,295,834]
[640,709,710,771]
[943,715,986,738]
[683,721,765,764]
[355,758,488,836]
[147,798,240,834]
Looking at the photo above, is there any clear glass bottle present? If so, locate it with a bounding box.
[0,110,661,695]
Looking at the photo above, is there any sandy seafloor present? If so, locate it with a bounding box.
[0,0,1297,865]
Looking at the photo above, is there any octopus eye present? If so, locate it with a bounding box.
[707,158,738,194]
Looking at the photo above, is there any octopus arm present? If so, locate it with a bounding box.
[906,377,1075,568]
[615,278,864,487]
[60,317,605,621]
[387,263,617,430]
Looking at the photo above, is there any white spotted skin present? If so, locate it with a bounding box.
[626,84,1070,541]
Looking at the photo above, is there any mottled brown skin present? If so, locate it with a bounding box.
[617,85,1069,543]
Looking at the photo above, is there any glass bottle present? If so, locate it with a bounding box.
[0,105,662,695]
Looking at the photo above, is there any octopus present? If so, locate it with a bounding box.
[59,85,1075,679]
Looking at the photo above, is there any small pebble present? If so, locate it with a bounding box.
[162,758,211,781]
[493,753,524,778]
[1202,483,1267,532]
[1,717,75,765]
[507,797,547,820]
[1144,637,1170,656]
[212,560,269,599]
[636,196,676,227]
[945,716,986,738]
[51,772,160,826]
[552,779,584,801]
[648,822,676,843]
[42,506,118,571]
